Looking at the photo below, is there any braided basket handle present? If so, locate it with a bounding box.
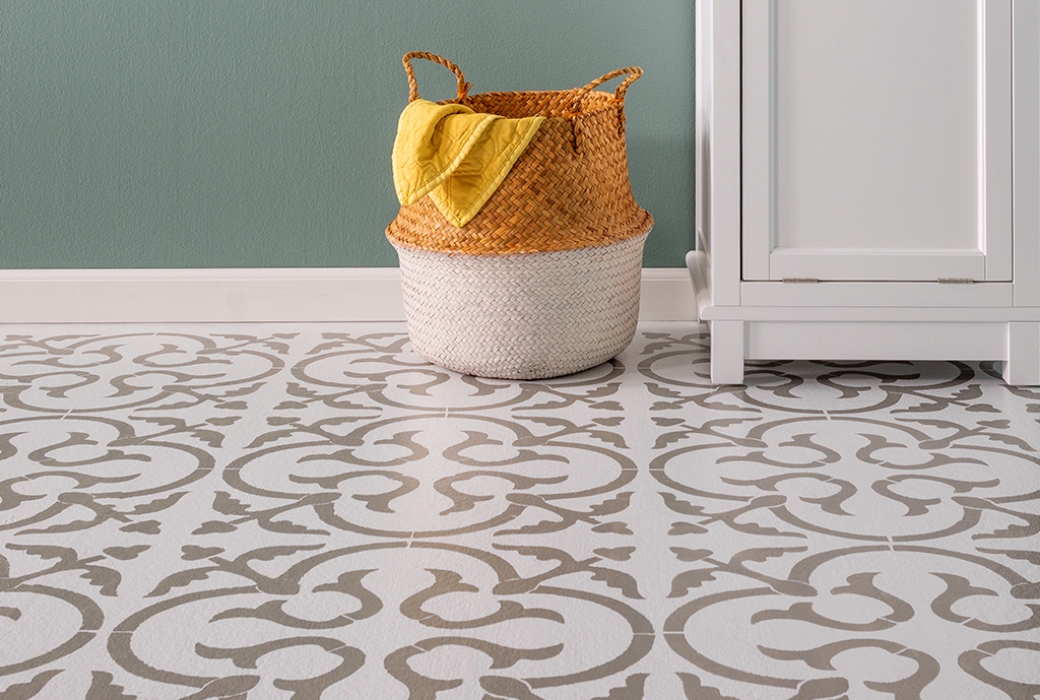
[402,52,472,103]
[570,66,643,114]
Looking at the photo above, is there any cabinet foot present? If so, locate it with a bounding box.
[710,320,746,385]
[1002,322,1040,386]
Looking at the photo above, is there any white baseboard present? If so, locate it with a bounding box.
[639,268,699,322]
[0,268,697,323]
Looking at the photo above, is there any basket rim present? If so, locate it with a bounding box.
[388,219,653,258]
[445,88,623,118]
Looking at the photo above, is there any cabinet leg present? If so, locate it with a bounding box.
[1003,322,1040,386]
[710,320,745,385]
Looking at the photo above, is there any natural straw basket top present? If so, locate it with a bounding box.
[386,52,653,256]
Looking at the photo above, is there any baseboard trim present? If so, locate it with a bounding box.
[0,268,697,323]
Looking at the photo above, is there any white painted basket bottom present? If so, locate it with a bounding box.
[394,233,649,379]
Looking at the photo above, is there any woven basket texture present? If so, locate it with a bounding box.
[386,53,653,255]
[396,234,648,379]
[388,53,652,379]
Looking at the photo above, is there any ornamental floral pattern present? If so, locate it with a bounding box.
[0,325,1037,699]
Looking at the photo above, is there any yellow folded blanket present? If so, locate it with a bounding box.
[392,99,544,227]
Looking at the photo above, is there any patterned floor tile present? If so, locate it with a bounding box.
[0,323,1037,699]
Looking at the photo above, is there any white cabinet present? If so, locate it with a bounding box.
[691,0,1040,385]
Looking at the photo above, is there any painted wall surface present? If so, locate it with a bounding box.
[0,0,694,268]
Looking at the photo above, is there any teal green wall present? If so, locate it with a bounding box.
[1,0,694,268]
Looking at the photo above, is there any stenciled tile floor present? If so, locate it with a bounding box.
[0,323,1039,700]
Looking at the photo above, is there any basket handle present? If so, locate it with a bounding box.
[570,66,643,115]
[402,52,472,103]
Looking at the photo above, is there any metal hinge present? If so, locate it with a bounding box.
[938,278,975,284]
[782,278,819,284]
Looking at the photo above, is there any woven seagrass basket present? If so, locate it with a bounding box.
[387,52,653,379]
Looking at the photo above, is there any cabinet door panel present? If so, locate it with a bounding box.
[742,0,1012,282]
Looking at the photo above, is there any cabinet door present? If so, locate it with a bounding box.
[742,0,1012,282]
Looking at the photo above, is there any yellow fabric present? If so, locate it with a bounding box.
[392,99,544,227]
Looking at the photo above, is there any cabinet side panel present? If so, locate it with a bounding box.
[1014,0,1040,305]
[741,0,773,280]
[709,0,742,306]
[983,0,1014,280]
